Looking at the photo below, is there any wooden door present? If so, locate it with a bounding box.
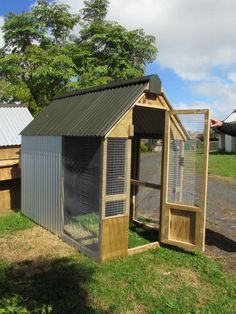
[161,109,210,251]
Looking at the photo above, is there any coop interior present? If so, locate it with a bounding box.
[129,107,165,250]
[61,101,207,261]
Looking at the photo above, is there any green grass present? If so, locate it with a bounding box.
[0,214,236,314]
[0,249,235,313]
[73,212,99,235]
[128,222,158,248]
[0,214,235,313]
[208,152,236,178]
[0,212,34,237]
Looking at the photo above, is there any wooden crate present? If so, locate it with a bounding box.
[0,179,21,210]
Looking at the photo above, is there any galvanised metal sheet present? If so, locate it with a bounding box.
[22,83,148,137]
[21,136,62,235]
[0,106,33,146]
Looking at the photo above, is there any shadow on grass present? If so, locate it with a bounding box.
[128,222,159,248]
[0,257,106,314]
[130,223,159,242]
[206,228,236,253]
[209,151,236,156]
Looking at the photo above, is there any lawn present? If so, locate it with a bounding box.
[208,152,236,179]
[0,212,235,313]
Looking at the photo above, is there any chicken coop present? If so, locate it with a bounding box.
[0,104,32,210]
[21,75,210,262]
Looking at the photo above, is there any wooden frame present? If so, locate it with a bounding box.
[100,138,131,261]
[161,109,210,251]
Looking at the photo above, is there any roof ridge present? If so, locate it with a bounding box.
[0,103,28,108]
[54,75,161,100]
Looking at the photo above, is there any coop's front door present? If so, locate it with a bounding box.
[161,109,210,251]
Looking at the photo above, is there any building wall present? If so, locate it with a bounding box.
[232,137,236,153]
[21,136,62,235]
[225,135,232,152]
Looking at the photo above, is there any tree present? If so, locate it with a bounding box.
[75,0,157,87]
[0,0,157,114]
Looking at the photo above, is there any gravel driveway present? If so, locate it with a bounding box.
[206,176,236,274]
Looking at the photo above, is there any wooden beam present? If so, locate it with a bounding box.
[130,179,161,190]
[196,110,210,250]
[0,165,20,181]
[128,242,160,256]
[0,160,19,167]
[160,110,170,243]
[105,194,127,202]
[165,202,201,213]
[170,109,209,115]
[0,147,21,160]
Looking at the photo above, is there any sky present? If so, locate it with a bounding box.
[1,0,236,119]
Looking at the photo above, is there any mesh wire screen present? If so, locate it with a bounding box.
[106,138,127,195]
[105,138,127,217]
[168,114,205,207]
[105,200,126,217]
[134,139,163,228]
[63,137,101,254]
[135,186,161,227]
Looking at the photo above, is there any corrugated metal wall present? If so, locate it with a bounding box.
[0,107,33,146]
[21,136,62,235]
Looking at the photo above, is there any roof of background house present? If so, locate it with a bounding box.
[224,109,236,123]
[21,75,162,137]
[0,104,33,146]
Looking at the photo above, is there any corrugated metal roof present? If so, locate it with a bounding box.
[0,106,33,146]
[22,75,162,137]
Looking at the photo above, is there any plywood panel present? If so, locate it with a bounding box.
[107,110,133,138]
[0,147,21,160]
[169,208,196,244]
[101,215,129,261]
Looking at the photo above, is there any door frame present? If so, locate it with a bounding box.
[160,109,210,251]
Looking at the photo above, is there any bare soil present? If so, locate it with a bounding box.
[0,226,76,265]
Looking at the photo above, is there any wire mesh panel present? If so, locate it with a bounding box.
[106,138,127,196]
[134,139,163,227]
[105,200,126,217]
[135,186,161,227]
[168,114,205,207]
[105,138,128,218]
[63,137,102,254]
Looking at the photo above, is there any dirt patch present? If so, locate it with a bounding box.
[174,268,201,289]
[162,268,202,292]
[0,226,76,264]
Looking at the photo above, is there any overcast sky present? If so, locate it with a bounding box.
[1,0,236,119]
